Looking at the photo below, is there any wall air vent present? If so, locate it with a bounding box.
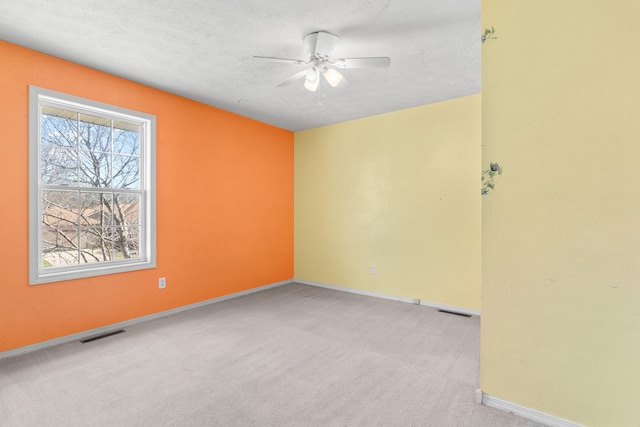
[437,309,472,318]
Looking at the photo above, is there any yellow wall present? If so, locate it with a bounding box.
[481,1,640,425]
[295,95,481,311]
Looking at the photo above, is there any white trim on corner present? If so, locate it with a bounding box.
[0,279,293,360]
[478,390,585,427]
[294,279,481,316]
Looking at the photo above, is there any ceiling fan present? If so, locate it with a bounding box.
[253,31,391,92]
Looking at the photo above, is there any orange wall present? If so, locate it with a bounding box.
[0,41,294,352]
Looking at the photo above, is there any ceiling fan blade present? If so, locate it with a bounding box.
[252,56,305,65]
[276,69,308,87]
[334,57,391,69]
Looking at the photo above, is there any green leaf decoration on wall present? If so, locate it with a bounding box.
[482,163,502,195]
[481,27,497,44]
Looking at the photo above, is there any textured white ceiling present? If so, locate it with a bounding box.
[0,0,480,131]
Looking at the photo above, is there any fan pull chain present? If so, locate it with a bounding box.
[318,93,326,108]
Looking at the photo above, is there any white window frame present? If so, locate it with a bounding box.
[29,86,156,285]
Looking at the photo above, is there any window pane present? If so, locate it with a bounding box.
[42,228,79,268]
[79,228,112,264]
[114,193,140,225]
[41,146,78,186]
[78,114,111,152]
[41,108,77,148]
[114,226,139,260]
[78,150,111,187]
[79,192,113,227]
[113,155,139,189]
[42,191,78,228]
[113,121,140,156]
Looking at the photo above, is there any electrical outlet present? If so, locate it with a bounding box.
[158,277,166,289]
[370,265,376,274]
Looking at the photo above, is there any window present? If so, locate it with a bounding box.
[29,86,156,284]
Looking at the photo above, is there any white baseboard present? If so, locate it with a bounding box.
[0,279,293,360]
[293,278,481,316]
[477,390,585,427]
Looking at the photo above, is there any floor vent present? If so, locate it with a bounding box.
[438,309,472,318]
[80,330,125,343]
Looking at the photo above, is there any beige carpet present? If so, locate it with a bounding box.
[0,283,544,426]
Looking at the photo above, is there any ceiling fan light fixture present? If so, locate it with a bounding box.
[304,66,320,91]
[304,80,319,92]
[323,68,343,87]
[304,79,319,92]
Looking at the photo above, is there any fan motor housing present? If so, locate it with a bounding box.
[304,31,339,61]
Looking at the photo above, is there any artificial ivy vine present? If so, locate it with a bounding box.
[482,163,502,195]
